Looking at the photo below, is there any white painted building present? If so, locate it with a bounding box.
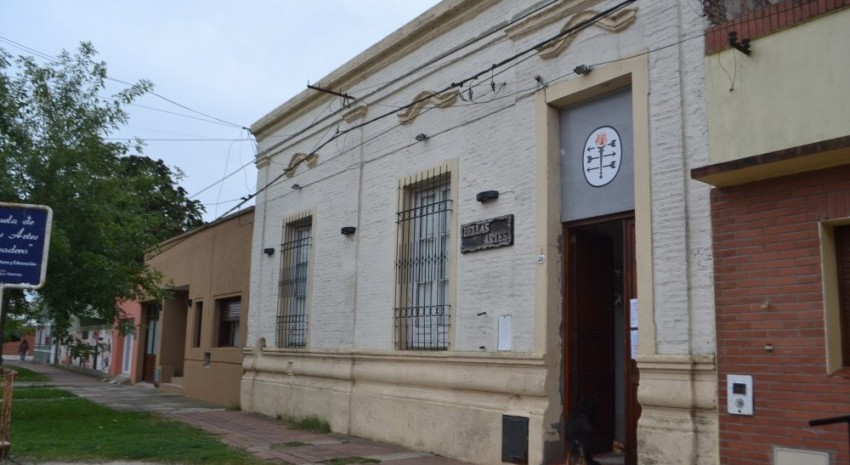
[243,1,716,464]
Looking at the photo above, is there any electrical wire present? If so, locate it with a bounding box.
[218,0,637,218]
[0,34,248,131]
[221,2,717,223]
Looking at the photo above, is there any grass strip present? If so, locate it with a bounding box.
[10,386,271,464]
[3,365,50,382]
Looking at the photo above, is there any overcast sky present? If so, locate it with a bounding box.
[1,1,441,221]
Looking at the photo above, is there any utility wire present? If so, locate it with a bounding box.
[0,34,248,131]
[219,0,636,219]
[249,0,565,145]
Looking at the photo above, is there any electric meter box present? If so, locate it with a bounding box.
[727,374,754,416]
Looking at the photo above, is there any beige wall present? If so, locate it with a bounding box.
[148,208,253,406]
[706,8,850,164]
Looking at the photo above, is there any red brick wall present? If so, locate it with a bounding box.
[712,165,850,464]
[705,0,850,54]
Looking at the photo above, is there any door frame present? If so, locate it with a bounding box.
[563,211,639,463]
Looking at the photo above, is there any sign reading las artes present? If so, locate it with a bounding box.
[460,214,513,253]
[0,203,53,289]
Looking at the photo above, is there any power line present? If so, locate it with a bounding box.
[0,35,248,131]
[249,0,566,147]
[218,0,636,219]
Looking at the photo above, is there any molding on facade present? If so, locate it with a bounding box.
[343,105,368,123]
[285,152,319,178]
[503,0,635,59]
[537,9,637,59]
[396,89,460,125]
[504,0,600,39]
[251,0,498,138]
[241,345,551,464]
[636,354,718,465]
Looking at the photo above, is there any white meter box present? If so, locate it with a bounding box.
[727,374,754,416]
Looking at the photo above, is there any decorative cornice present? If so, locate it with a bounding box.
[396,89,460,125]
[285,152,319,178]
[537,8,637,59]
[504,0,600,39]
[343,105,368,123]
[251,0,498,138]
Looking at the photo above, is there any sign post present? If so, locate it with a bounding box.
[0,202,51,460]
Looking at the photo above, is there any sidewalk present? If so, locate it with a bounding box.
[6,360,475,465]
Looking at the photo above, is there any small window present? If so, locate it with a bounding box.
[277,217,312,348]
[216,297,241,347]
[835,225,850,367]
[192,301,203,348]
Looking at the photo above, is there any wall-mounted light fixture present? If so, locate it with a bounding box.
[341,226,356,236]
[574,64,592,75]
[476,190,500,202]
[292,183,301,190]
[263,247,276,256]
[415,133,429,142]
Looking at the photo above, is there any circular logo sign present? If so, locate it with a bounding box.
[582,126,622,187]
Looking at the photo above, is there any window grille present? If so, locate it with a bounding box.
[395,170,452,350]
[277,218,311,348]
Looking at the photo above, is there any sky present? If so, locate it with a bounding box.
[0,1,442,221]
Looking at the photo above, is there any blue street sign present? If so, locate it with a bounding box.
[0,203,53,289]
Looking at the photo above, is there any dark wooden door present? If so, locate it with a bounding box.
[622,218,640,465]
[568,229,615,453]
[142,308,159,383]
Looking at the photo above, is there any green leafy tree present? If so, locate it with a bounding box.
[0,43,205,337]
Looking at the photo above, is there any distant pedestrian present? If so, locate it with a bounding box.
[18,339,29,361]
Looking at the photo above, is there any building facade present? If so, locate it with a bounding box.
[243,1,716,464]
[141,207,254,406]
[693,2,850,464]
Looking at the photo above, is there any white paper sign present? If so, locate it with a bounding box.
[498,314,512,351]
[629,298,639,329]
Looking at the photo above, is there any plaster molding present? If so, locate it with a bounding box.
[343,105,368,123]
[251,0,498,138]
[396,89,460,125]
[504,0,600,39]
[537,8,637,60]
[285,152,319,178]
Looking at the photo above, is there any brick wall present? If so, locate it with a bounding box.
[712,164,850,464]
[705,0,850,54]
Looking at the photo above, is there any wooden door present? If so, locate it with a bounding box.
[622,218,640,465]
[567,229,615,453]
[142,308,159,383]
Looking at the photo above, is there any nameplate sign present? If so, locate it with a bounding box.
[0,202,53,289]
[460,214,513,253]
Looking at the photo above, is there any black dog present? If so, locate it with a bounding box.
[566,398,601,465]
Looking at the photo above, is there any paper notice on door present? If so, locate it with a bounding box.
[498,314,512,351]
[630,329,639,359]
[629,298,639,329]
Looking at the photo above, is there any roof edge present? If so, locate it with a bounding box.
[250,0,499,138]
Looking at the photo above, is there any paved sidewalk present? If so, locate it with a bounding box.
[6,360,475,465]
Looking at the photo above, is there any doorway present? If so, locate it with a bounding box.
[564,214,639,465]
[142,304,160,383]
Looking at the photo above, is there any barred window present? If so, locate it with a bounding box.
[395,169,452,350]
[277,218,311,348]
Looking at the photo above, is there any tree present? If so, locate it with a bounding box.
[0,43,205,337]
